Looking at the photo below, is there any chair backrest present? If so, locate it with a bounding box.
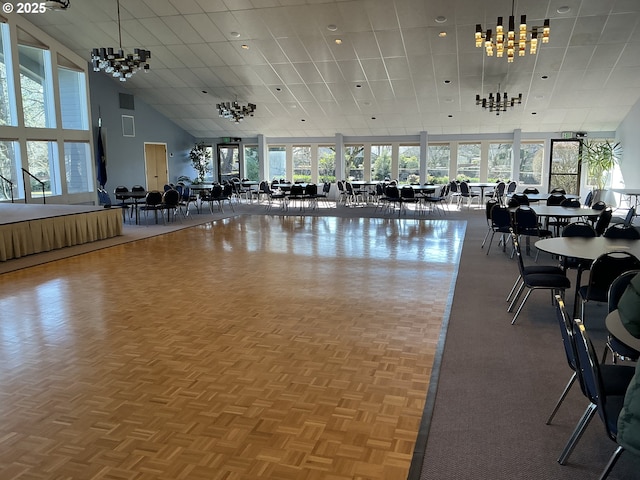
[510,230,527,276]
[554,295,580,375]
[573,319,618,440]
[211,184,223,198]
[337,180,345,192]
[603,223,640,239]
[181,186,190,201]
[376,183,385,195]
[323,182,331,193]
[385,185,400,199]
[584,190,594,207]
[546,193,566,206]
[511,193,529,206]
[459,181,471,195]
[595,208,613,236]
[485,198,499,221]
[550,187,567,194]
[523,187,539,194]
[592,200,607,211]
[97,188,112,207]
[495,181,506,197]
[514,206,539,232]
[400,186,415,198]
[145,190,163,205]
[131,185,145,193]
[449,181,459,193]
[223,183,233,196]
[507,181,517,194]
[290,184,305,196]
[491,204,511,228]
[163,184,173,192]
[562,221,596,238]
[624,206,636,226]
[608,270,640,313]
[560,198,581,208]
[345,182,354,194]
[162,188,180,206]
[260,180,270,193]
[115,185,129,194]
[586,252,640,300]
[306,183,317,195]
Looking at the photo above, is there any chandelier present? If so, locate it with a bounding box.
[475,0,549,62]
[476,85,522,115]
[216,100,256,123]
[90,0,150,81]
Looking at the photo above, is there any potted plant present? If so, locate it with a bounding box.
[583,139,621,204]
[189,142,212,183]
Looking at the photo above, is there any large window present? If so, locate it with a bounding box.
[488,143,512,182]
[520,142,544,185]
[268,146,286,181]
[318,146,335,183]
[26,140,60,197]
[243,145,259,181]
[0,24,17,126]
[293,146,311,182]
[345,145,364,180]
[371,144,391,181]
[457,143,480,181]
[19,44,56,129]
[58,67,88,130]
[64,142,92,193]
[399,145,419,183]
[427,144,450,184]
[0,140,20,200]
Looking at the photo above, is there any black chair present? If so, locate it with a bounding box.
[610,206,636,227]
[523,187,540,195]
[482,202,512,255]
[458,181,479,208]
[546,193,567,206]
[422,184,449,215]
[399,185,419,215]
[506,180,517,195]
[603,270,640,364]
[550,187,567,194]
[603,223,640,239]
[382,185,402,214]
[584,190,594,207]
[159,188,181,223]
[139,190,164,224]
[576,251,640,321]
[560,222,597,296]
[207,184,234,213]
[507,230,570,325]
[513,206,553,260]
[557,319,635,469]
[510,192,530,207]
[560,198,581,208]
[485,181,506,204]
[448,181,461,206]
[288,183,307,210]
[595,208,613,236]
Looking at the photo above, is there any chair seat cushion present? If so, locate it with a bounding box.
[600,364,637,395]
[523,265,564,276]
[524,273,570,289]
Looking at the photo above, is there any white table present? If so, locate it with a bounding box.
[535,236,640,261]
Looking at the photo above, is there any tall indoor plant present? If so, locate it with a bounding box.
[189,142,212,183]
[583,139,621,192]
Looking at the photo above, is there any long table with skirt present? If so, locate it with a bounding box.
[0,204,123,261]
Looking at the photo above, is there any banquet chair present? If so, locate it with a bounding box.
[547,193,567,206]
[207,184,234,213]
[594,208,613,236]
[557,319,635,468]
[610,206,636,226]
[509,192,530,207]
[560,222,597,297]
[507,230,570,324]
[523,187,540,195]
[139,190,164,224]
[485,181,506,204]
[551,187,567,194]
[288,183,307,211]
[422,184,449,215]
[382,184,402,214]
[448,181,461,206]
[602,270,640,364]
[576,251,640,321]
[482,201,512,255]
[159,188,181,223]
[400,185,419,215]
[603,223,640,239]
[513,206,553,261]
[458,181,479,208]
[506,180,517,195]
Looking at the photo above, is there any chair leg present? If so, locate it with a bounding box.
[598,446,624,480]
[510,289,532,324]
[485,231,496,255]
[506,276,522,303]
[546,372,576,425]
[557,402,597,465]
[507,282,526,312]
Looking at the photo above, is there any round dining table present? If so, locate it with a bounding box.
[535,236,640,261]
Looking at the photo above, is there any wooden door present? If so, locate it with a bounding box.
[144,143,168,191]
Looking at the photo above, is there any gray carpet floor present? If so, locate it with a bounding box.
[1,200,639,479]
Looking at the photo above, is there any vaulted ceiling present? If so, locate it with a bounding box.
[26,0,640,138]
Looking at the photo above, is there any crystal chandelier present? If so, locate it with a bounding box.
[476,85,522,115]
[475,0,549,62]
[216,100,256,123]
[90,0,150,81]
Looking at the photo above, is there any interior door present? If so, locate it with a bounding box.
[217,144,240,183]
[144,143,168,191]
[549,140,582,195]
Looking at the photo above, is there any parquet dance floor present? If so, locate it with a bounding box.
[0,215,464,479]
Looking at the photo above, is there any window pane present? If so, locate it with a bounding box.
[488,143,512,182]
[345,145,364,180]
[0,140,21,200]
[58,67,88,130]
[268,146,286,181]
[399,145,420,183]
[457,143,480,181]
[427,144,450,184]
[519,143,544,185]
[0,24,17,126]
[64,142,92,193]
[243,145,259,181]
[318,146,335,183]
[293,146,311,182]
[26,140,60,196]
[371,144,391,181]
[19,45,56,128]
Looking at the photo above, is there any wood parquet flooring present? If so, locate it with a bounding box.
[0,215,464,480]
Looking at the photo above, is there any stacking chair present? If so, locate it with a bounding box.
[560,222,597,300]
[448,181,461,206]
[547,193,567,206]
[584,190,594,207]
[576,251,640,321]
[399,185,419,215]
[522,187,540,196]
[510,192,530,207]
[422,184,449,215]
[602,223,640,239]
[602,270,640,364]
[506,180,517,195]
[458,181,479,208]
[610,206,636,227]
[159,188,181,223]
[482,202,512,255]
[551,187,567,194]
[288,183,307,210]
[139,190,163,224]
[507,230,570,325]
[513,206,552,260]
[382,184,402,214]
[557,319,635,468]
[485,181,506,204]
[207,184,234,213]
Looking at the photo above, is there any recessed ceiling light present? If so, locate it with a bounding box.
[335,38,342,45]
[327,24,338,31]
[241,44,249,50]
[532,112,537,115]
[356,84,362,88]
[276,87,282,92]
[439,31,447,38]
[435,16,447,24]
[363,101,371,106]
[541,75,549,79]
[201,90,208,94]
[301,119,306,122]
[371,116,376,120]
[448,114,453,118]
[557,6,571,14]
[230,32,241,38]
[443,79,451,84]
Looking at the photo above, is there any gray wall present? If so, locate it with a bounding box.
[617,98,640,187]
[89,71,195,191]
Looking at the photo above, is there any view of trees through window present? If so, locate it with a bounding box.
[427,144,450,184]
